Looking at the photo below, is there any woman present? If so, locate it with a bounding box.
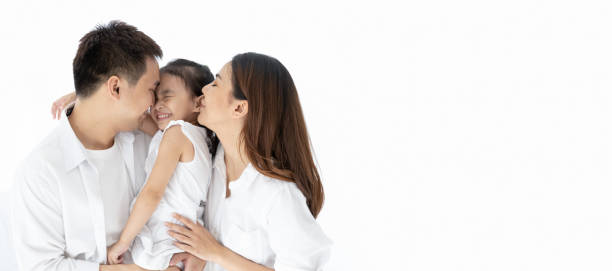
[166,52,332,271]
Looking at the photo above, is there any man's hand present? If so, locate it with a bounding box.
[170,252,207,271]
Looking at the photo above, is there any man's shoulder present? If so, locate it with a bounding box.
[17,124,66,178]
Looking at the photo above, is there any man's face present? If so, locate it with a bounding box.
[116,57,159,131]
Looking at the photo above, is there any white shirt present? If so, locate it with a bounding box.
[205,146,332,271]
[83,142,132,247]
[10,116,150,271]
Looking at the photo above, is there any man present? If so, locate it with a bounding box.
[11,21,175,271]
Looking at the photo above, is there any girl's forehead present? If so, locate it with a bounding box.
[157,74,184,93]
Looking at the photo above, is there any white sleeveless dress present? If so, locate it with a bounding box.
[130,120,212,270]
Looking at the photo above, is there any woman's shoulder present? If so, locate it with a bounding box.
[251,169,306,205]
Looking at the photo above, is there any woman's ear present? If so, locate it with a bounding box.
[106,76,121,101]
[232,100,248,119]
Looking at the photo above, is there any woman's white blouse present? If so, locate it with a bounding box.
[204,146,332,271]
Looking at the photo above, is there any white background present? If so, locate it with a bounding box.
[1,0,612,270]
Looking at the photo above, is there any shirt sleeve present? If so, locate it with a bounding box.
[11,162,100,271]
[265,184,332,271]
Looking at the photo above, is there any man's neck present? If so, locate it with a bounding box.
[68,100,118,150]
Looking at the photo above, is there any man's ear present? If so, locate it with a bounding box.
[232,100,248,119]
[106,76,121,101]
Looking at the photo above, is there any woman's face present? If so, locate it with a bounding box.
[197,62,244,132]
[152,73,199,130]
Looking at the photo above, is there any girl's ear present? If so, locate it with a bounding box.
[192,95,201,113]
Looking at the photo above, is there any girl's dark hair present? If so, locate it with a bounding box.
[160,59,219,157]
[231,52,324,218]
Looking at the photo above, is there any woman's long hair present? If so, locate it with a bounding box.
[160,59,220,157]
[231,52,324,218]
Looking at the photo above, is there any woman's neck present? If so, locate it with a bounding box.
[217,125,249,183]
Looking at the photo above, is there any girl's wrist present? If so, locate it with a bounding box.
[117,235,132,247]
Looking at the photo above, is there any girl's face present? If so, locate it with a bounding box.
[197,62,246,132]
[152,73,199,130]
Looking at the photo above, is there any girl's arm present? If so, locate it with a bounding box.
[107,125,189,264]
[51,92,76,119]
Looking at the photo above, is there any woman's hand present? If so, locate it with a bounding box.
[100,263,181,271]
[51,92,76,120]
[170,252,207,271]
[166,213,225,263]
[107,240,131,265]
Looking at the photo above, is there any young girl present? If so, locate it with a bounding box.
[54,59,218,270]
[113,59,219,270]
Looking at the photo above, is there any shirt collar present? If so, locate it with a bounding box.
[213,144,226,173]
[228,163,259,191]
[59,115,87,172]
[212,145,259,191]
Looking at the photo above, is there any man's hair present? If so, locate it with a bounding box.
[72,20,163,98]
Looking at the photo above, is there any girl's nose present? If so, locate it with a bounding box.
[155,101,164,111]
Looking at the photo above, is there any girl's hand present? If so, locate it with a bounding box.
[107,240,130,265]
[166,213,225,263]
[138,112,159,136]
[51,92,76,120]
[170,252,207,271]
